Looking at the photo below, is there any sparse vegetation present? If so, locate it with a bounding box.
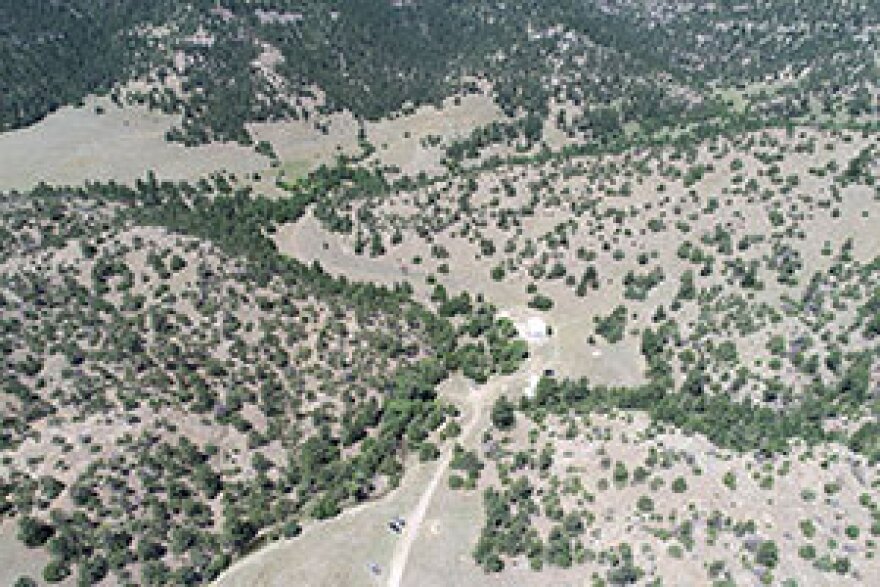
[2,2,879,586]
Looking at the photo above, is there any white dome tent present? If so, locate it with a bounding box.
[523,316,547,342]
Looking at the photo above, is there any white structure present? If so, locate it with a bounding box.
[526,317,546,339]
[524,373,541,398]
[515,316,548,343]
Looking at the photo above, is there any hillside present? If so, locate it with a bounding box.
[0,2,879,586]
[3,1,877,145]
[0,174,525,585]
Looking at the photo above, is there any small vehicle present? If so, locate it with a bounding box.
[367,562,381,575]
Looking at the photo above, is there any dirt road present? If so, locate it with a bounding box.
[214,316,547,587]
[386,387,484,587]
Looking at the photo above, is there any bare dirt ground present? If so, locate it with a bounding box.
[0,525,62,586]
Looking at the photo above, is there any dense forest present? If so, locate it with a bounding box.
[2,1,877,144]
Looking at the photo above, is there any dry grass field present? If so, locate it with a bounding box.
[253,93,503,182]
[0,96,267,191]
[0,90,504,203]
[0,527,59,585]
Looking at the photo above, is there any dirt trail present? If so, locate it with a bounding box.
[215,464,411,585]
[387,313,556,587]
[212,377,494,587]
[213,314,546,587]
[386,387,484,587]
